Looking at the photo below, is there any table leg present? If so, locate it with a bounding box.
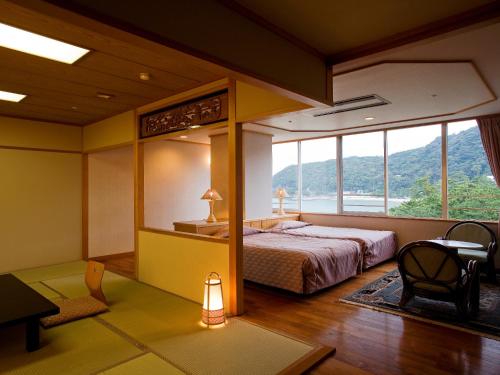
[26,318,40,352]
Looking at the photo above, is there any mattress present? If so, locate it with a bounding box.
[278,225,397,269]
[243,232,361,294]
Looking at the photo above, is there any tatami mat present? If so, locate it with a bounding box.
[27,282,61,300]
[3,262,332,374]
[99,353,184,375]
[0,318,142,375]
[12,261,87,283]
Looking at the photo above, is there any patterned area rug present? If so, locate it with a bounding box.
[341,269,500,340]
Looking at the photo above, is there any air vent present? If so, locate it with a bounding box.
[312,94,390,117]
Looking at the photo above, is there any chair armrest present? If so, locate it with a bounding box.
[465,260,479,285]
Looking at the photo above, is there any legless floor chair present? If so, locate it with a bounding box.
[41,261,108,328]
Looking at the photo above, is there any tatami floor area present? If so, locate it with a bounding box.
[1,261,332,375]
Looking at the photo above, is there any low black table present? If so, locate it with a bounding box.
[0,274,59,351]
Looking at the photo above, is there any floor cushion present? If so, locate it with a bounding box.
[40,296,108,328]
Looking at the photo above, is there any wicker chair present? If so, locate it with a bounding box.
[398,241,479,319]
[445,221,497,282]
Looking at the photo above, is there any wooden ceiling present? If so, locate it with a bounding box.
[0,1,223,126]
[234,0,499,60]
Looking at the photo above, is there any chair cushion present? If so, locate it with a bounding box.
[40,296,108,328]
[457,249,488,263]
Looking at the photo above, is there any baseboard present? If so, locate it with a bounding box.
[89,252,134,262]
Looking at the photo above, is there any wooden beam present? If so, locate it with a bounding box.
[133,110,143,280]
[82,153,88,260]
[227,79,244,315]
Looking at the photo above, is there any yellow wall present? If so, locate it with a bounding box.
[0,116,81,151]
[138,230,230,310]
[236,81,311,122]
[0,149,82,273]
[83,111,135,152]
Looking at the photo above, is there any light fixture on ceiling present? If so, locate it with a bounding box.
[96,92,114,100]
[364,117,375,121]
[139,72,151,81]
[71,106,78,110]
[0,22,89,64]
[189,125,201,129]
[0,89,26,102]
[179,135,188,139]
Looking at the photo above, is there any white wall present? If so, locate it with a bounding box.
[144,140,211,229]
[211,131,273,220]
[244,132,273,219]
[88,146,134,257]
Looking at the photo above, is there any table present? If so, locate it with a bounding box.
[428,239,483,315]
[0,274,59,351]
[428,239,485,250]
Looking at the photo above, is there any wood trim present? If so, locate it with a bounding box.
[82,153,89,260]
[139,227,229,244]
[0,145,81,154]
[83,141,135,154]
[88,251,134,262]
[227,79,244,315]
[133,110,143,279]
[300,211,498,225]
[327,2,500,64]
[279,345,335,375]
[0,113,83,127]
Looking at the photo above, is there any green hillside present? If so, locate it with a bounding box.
[273,126,493,198]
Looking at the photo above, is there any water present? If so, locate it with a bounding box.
[272,196,407,213]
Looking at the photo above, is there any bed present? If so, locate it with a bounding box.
[242,230,362,294]
[270,221,397,269]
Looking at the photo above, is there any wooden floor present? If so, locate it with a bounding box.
[100,255,500,375]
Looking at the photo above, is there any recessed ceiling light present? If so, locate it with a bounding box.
[179,135,188,139]
[364,117,375,121]
[96,92,114,100]
[71,106,78,110]
[0,89,26,102]
[139,72,151,81]
[189,125,201,129]
[0,23,89,64]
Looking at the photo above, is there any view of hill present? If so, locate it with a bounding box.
[273,127,493,198]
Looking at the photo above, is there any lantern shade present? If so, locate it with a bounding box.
[201,188,222,201]
[202,272,225,326]
[275,188,289,199]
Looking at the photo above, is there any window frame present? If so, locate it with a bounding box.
[271,118,498,222]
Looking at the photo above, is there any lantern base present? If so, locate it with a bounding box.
[202,308,226,327]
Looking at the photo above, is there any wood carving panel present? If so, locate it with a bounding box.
[139,90,228,138]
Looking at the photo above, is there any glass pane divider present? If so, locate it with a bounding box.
[441,123,448,219]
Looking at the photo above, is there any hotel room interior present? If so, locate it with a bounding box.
[1,1,500,374]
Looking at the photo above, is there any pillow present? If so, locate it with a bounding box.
[213,226,263,238]
[269,220,311,232]
[40,296,108,328]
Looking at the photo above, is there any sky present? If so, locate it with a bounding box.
[272,120,477,174]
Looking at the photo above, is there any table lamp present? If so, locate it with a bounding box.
[275,187,289,215]
[201,188,222,222]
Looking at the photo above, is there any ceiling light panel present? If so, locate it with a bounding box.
[0,23,89,64]
[0,90,26,102]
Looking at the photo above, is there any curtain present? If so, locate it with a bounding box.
[477,116,500,238]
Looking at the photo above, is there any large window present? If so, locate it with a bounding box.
[447,120,500,221]
[342,132,384,213]
[300,137,337,213]
[272,118,498,222]
[272,142,299,211]
[388,124,442,218]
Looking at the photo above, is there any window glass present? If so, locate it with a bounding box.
[272,142,299,211]
[342,132,384,213]
[388,125,442,218]
[447,120,500,221]
[300,137,337,213]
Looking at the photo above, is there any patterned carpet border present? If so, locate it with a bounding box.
[340,269,500,341]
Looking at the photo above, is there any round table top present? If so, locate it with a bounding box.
[429,239,485,250]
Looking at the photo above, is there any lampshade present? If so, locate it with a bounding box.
[275,188,289,199]
[202,272,225,327]
[201,188,223,201]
